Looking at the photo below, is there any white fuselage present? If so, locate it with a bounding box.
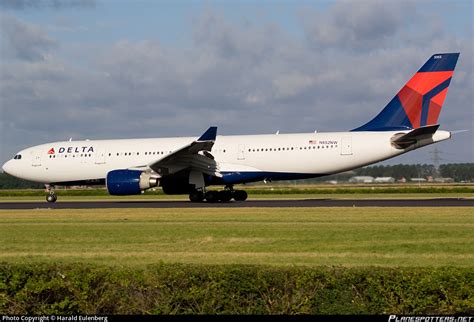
[2,130,451,186]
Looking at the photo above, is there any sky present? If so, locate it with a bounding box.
[0,0,473,167]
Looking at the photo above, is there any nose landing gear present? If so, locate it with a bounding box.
[45,184,57,203]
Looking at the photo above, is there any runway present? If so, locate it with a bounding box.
[1,198,473,209]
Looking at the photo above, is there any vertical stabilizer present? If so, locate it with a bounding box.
[352,53,459,131]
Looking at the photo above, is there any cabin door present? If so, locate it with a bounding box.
[95,148,106,164]
[237,144,245,160]
[340,136,352,155]
[31,151,41,167]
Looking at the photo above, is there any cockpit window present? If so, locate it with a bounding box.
[13,154,22,160]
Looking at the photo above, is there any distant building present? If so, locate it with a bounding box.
[433,177,454,183]
[410,178,427,183]
[349,176,374,183]
[374,177,395,183]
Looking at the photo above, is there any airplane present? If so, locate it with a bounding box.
[2,53,460,203]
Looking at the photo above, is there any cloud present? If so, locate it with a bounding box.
[0,2,472,165]
[0,0,95,10]
[301,0,417,51]
[0,14,57,61]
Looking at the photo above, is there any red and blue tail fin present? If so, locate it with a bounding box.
[352,53,459,131]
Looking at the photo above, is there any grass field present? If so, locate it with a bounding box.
[1,183,472,202]
[1,207,473,267]
[2,193,474,202]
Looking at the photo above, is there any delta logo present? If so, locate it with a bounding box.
[47,146,94,154]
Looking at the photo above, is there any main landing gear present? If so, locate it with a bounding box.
[188,185,248,203]
[45,184,57,203]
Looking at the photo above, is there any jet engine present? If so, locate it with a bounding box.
[106,170,159,195]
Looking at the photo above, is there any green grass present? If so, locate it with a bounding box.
[0,184,472,201]
[1,193,474,202]
[1,207,472,267]
[2,207,473,315]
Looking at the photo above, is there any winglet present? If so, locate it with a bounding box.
[198,126,217,141]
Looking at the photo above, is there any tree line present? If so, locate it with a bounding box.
[353,163,473,182]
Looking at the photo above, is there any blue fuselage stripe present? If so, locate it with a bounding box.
[208,171,324,185]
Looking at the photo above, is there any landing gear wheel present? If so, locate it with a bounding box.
[218,190,232,202]
[45,184,57,203]
[46,193,57,203]
[233,190,248,201]
[189,190,205,202]
[205,190,219,203]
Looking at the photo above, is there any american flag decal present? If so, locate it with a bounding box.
[309,140,317,144]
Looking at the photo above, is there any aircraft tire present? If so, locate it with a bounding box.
[218,190,233,202]
[205,190,219,203]
[189,190,205,202]
[233,190,248,201]
[46,194,57,203]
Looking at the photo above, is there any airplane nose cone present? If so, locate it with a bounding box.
[2,160,12,175]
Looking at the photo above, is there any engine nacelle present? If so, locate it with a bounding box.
[106,170,159,195]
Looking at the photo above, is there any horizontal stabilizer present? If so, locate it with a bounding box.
[391,124,440,149]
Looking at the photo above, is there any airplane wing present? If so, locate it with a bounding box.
[148,126,221,177]
[391,124,440,149]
